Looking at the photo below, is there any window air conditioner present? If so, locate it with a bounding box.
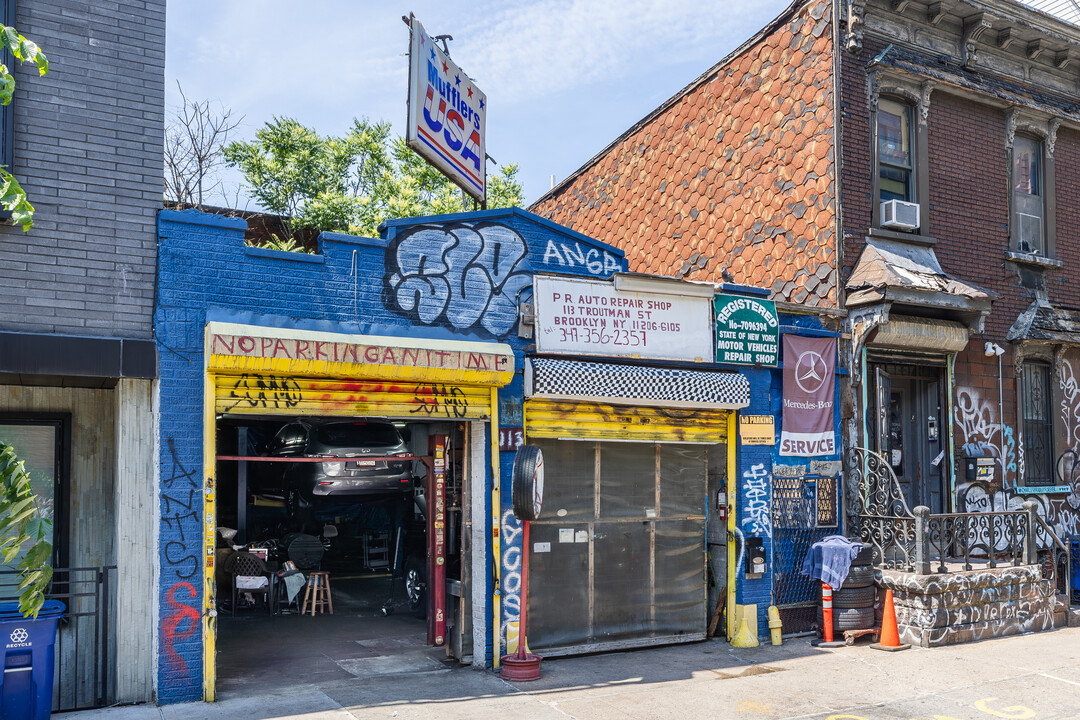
[1016,212,1043,255]
[880,199,920,231]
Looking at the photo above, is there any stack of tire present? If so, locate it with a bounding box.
[816,544,877,636]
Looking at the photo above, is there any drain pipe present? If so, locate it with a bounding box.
[985,342,1006,482]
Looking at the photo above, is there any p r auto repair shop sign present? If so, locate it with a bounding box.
[713,295,779,366]
[534,275,713,362]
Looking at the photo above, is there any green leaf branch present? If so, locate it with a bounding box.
[0,443,53,617]
[0,25,48,231]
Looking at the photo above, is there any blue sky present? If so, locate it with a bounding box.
[166,0,791,209]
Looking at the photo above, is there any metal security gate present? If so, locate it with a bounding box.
[771,476,836,634]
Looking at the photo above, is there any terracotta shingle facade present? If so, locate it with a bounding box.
[531,1,838,308]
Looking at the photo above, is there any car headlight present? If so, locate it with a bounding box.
[322,461,345,477]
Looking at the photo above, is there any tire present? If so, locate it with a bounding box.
[831,585,878,609]
[816,605,876,631]
[511,446,544,521]
[404,556,427,619]
[838,564,877,589]
[854,544,874,565]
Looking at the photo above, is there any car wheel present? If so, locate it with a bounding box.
[405,556,427,619]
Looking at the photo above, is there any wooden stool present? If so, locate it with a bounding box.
[302,571,333,616]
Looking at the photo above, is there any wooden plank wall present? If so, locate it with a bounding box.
[115,378,157,703]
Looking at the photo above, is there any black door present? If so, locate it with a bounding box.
[870,364,947,514]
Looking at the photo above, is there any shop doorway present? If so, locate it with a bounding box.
[211,415,470,695]
[526,437,725,654]
[869,363,947,513]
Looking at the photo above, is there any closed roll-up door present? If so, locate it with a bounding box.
[525,399,729,443]
[214,373,491,419]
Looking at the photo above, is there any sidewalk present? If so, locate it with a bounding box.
[69,626,1080,720]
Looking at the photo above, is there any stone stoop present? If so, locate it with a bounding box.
[879,565,1055,647]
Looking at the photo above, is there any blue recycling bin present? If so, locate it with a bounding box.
[0,600,65,720]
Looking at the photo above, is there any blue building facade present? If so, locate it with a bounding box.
[154,206,837,703]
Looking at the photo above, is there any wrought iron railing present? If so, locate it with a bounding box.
[1031,512,1073,606]
[849,447,918,570]
[0,566,115,712]
[851,448,1036,575]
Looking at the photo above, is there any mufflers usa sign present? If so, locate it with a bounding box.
[713,294,779,366]
[406,15,487,203]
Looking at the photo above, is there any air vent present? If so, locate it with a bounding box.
[1016,212,1043,255]
[880,200,920,231]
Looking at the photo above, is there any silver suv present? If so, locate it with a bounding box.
[269,420,413,503]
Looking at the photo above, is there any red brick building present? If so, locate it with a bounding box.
[533,0,1080,542]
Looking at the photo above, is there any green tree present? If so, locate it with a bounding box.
[0,444,52,617]
[224,116,524,242]
[0,26,49,231]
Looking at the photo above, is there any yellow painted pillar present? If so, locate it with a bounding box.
[202,369,217,701]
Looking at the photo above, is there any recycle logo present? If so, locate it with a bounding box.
[10,628,28,643]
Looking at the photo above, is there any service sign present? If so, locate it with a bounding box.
[534,275,713,362]
[713,294,779,366]
[406,16,486,203]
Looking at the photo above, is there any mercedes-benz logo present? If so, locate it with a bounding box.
[794,350,827,394]
[10,628,28,643]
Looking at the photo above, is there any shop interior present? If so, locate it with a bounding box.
[212,413,467,693]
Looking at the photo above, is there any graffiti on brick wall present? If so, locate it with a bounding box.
[1058,357,1080,511]
[161,581,201,676]
[384,222,533,337]
[742,463,772,539]
[159,437,201,687]
[954,389,1019,485]
[541,238,621,276]
[955,377,1080,544]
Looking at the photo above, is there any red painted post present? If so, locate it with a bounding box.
[822,582,834,643]
[428,435,447,647]
[516,520,530,658]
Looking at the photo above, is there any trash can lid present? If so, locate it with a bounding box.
[0,599,65,620]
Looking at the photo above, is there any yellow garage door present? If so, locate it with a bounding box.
[214,373,492,420]
[525,398,729,443]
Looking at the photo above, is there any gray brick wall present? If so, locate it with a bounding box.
[0,0,163,339]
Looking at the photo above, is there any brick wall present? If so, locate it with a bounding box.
[0,0,163,339]
[531,0,839,308]
[839,37,1080,535]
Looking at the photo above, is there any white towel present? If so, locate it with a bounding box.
[236,575,268,590]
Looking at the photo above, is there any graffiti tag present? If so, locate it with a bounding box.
[385,222,532,337]
[742,463,772,538]
[225,374,302,411]
[541,238,621,276]
[411,383,469,418]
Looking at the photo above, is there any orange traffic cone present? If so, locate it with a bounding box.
[871,588,910,652]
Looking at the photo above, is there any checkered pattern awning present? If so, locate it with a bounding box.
[526,357,750,409]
